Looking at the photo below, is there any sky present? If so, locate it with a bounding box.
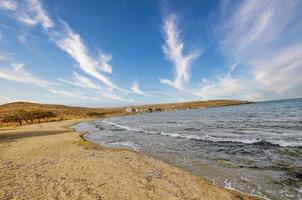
[0,0,301,107]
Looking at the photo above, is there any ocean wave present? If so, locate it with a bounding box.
[268,140,302,147]
[103,119,141,132]
[223,179,269,200]
[107,141,138,151]
[101,120,302,147]
[183,127,202,131]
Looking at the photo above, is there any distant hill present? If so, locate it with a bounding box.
[130,99,252,111]
[0,102,123,117]
[0,100,252,127]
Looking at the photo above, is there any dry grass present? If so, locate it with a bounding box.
[133,99,252,110]
[0,100,252,127]
[0,102,125,127]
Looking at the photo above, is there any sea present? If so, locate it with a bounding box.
[73,98,302,200]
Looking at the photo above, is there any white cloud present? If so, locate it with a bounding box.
[160,13,200,91]
[98,52,112,74]
[59,72,127,101]
[1,0,127,103]
[214,0,302,99]
[0,59,126,102]
[27,0,54,29]
[49,84,126,102]
[194,74,262,100]
[253,45,302,93]
[220,0,273,57]
[2,0,54,29]
[0,0,17,10]
[229,62,240,71]
[49,89,99,101]
[17,0,54,29]
[100,91,127,102]
[0,63,54,87]
[219,0,302,61]
[131,80,150,97]
[59,71,101,90]
[50,22,121,91]
[194,75,243,99]
[49,88,76,97]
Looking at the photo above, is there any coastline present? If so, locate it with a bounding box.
[0,119,262,199]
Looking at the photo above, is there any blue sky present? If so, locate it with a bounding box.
[0,0,301,107]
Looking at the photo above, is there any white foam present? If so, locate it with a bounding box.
[223,179,270,200]
[102,120,302,147]
[108,141,138,151]
[158,132,262,144]
[268,140,302,147]
[103,119,141,132]
[295,186,302,200]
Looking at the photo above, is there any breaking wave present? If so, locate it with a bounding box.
[102,120,302,147]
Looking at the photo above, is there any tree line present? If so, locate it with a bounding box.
[87,111,107,117]
[1,110,56,125]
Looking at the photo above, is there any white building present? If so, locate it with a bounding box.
[125,107,135,113]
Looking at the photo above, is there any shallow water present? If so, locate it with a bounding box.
[74,98,302,200]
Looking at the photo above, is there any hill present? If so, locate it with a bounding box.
[130,99,251,111]
[0,100,252,127]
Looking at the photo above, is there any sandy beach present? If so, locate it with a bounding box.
[0,119,261,200]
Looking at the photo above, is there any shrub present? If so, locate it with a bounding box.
[1,110,56,125]
[87,111,105,117]
[2,114,23,125]
[28,110,56,123]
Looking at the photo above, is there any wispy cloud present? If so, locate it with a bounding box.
[219,0,273,58]
[193,74,262,100]
[2,0,127,102]
[131,80,150,97]
[218,0,302,62]
[1,0,54,29]
[24,0,54,29]
[199,0,302,100]
[49,22,122,92]
[0,58,126,102]
[48,88,76,97]
[98,52,112,74]
[101,91,127,101]
[59,72,127,101]
[0,63,54,87]
[49,87,127,102]
[59,71,101,90]
[160,13,200,91]
[253,44,302,93]
[0,0,17,10]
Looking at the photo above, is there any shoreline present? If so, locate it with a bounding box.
[74,119,268,200]
[0,119,262,199]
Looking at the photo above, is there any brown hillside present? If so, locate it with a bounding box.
[0,100,252,127]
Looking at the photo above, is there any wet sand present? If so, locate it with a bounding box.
[0,119,262,200]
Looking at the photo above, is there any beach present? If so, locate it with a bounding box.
[0,119,261,200]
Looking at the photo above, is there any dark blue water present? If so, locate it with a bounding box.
[74,98,302,200]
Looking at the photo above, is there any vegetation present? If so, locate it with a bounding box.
[1,110,56,125]
[128,99,252,111]
[0,100,252,127]
[0,102,126,127]
[87,111,106,117]
[2,114,23,126]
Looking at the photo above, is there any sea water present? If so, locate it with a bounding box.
[74,98,302,200]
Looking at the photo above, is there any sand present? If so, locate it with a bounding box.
[0,119,262,200]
